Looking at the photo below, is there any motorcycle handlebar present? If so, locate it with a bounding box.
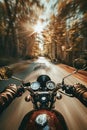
[0,82,87,114]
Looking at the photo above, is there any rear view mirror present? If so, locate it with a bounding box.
[0,67,13,80]
[73,58,87,70]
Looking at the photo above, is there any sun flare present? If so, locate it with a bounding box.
[34,21,44,33]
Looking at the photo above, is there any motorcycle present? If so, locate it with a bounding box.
[0,58,87,130]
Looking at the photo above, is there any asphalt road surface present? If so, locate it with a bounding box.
[0,57,87,130]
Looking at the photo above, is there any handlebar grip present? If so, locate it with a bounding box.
[0,84,20,113]
[73,83,87,106]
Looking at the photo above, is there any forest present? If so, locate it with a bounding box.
[0,0,87,66]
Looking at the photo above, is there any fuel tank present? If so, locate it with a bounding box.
[19,109,68,130]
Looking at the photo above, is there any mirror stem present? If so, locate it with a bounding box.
[12,76,23,82]
[62,69,78,85]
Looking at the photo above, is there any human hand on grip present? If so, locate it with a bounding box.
[73,83,87,106]
[0,84,24,113]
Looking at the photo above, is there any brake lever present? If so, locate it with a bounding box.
[56,83,75,97]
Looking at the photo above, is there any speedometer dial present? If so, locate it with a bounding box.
[46,81,56,90]
[30,81,40,91]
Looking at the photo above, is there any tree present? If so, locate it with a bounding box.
[0,0,43,58]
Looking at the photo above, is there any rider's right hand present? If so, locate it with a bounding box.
[73,83,87,106]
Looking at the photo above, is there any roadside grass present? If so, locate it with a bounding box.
[0,57,19,67]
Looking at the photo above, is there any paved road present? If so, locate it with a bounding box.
[0,57,87,130]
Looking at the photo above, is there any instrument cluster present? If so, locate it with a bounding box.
[30,81,56,91]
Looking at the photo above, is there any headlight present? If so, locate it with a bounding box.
[46,81,56,90]
[30,81,40,91]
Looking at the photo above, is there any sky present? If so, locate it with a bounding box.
[39,0,58,20]
[28,0,59,35]
[37,0,59,28]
